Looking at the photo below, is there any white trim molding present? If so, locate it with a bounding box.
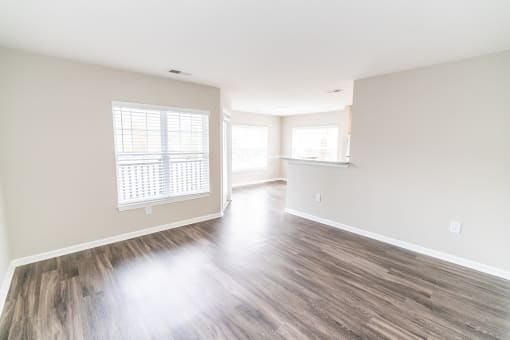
[285,208,510,281]
[222,199,232,213]
[118,192,210,211]
[280,157,351,168]
[1,212,223,315]
[232,178,287,188]
[12,212,223,267]
[112,101,210,116]
[0,262,16,316]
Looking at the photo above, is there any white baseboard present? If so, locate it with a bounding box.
[222,199,232,213]
[0,262,16,316]
[1,211,223,316]
[285,208,510,281]
[233,178,287,188]
[12,212,223,267]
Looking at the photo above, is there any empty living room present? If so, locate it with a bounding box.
[1,1,510,339]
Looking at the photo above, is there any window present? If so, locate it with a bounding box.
[112,102,209,208]
[292,126,339,161]
[232,125,268,171]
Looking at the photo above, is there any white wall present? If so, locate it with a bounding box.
[286,50,510,272]
[231,111,282,186]
[0,179,10,287]
[281,110,349,178]
[0,47,222,258]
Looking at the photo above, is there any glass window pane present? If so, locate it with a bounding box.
[232,125,268,171]
[291,126,339,161]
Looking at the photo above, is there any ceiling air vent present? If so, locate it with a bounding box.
[169,69,191,76]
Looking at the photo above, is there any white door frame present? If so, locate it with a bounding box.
[222,112,232,212]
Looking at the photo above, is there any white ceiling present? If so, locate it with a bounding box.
[1,0,509,116]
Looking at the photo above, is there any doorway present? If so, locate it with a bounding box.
[222,113,232,212]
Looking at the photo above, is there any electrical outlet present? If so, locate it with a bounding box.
[315,193,322,203]
[145,206,152,215]
[449,221,462,234]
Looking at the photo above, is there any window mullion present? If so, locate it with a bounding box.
[160,111,170,196]
[112,102,209,207]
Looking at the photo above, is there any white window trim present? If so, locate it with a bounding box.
[117,192,211,211]
[112,101,210,116]
[112,101,210,210]
[232,124,269,173]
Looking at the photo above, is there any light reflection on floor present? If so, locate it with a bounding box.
[113,247,221,336]
[109,182,286,338]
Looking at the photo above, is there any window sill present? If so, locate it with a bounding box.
[280,157,351,168]
[118,192,210,211]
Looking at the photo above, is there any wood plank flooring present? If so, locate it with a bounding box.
[1,181,509,339]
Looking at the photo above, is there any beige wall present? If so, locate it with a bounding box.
[286,50,510,272]
[231,111,282,186]
[0,179,9,285]
[0,47,222,258]
[281,110,349,178]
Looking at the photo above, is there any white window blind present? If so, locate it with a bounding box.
[112,102,209,207]
[232,125,268,171]
[292,126,339,161]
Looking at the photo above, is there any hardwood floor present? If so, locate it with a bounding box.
[1,181,509,339]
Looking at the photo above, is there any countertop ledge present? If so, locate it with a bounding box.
[280,157,351,168]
